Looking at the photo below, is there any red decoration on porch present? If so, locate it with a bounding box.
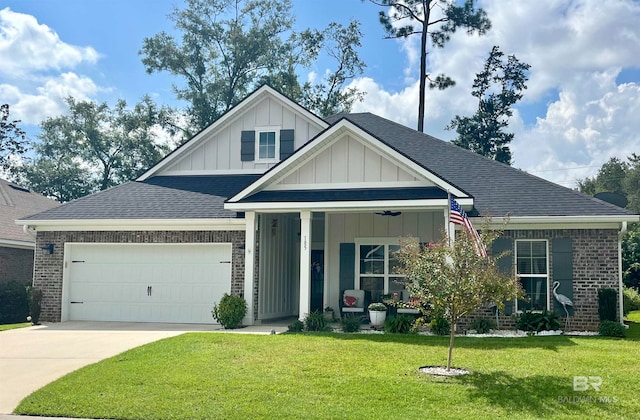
[343,295,358,307]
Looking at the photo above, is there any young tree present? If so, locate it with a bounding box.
[396,229,522,370]
[20,97,171,202]
[370,0,491,132]
[0,104,27,172]
[448,46,530,165]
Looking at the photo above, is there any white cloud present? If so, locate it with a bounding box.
[351,0,640,187]
[0,72,98,124]
[0,8,99,77]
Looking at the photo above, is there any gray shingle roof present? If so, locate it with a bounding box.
[21,112,637,222]
[21,175,259,221]
[0,178,59,241]
[325,113,636,218]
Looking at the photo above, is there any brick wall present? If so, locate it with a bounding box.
[0,246,34,285]
[34,230,246,322]
[459,228,620,332]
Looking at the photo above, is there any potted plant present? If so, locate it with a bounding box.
[368,302,387,328]
[324,306,335,321]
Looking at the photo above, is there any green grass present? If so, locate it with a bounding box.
[15,332,639,420]
[625,310,640,339]
[0,322,31,331]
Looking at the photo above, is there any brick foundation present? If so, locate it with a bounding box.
[33,230,247,322]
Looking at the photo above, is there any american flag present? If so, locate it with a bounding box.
[450,197,487,257]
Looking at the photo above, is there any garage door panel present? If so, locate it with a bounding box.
[66,243,232,324]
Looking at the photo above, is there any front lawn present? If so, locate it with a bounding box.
[15,332,638,419]
[0,322,31,332]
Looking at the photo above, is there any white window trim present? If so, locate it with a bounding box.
[515,239,550,312]
[255,126,280,163]
[354,237,406,295]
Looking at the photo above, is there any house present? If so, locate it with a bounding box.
[0,178,59,285]
[16,86,639,330]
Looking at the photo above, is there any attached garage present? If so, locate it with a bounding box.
[62,243,232,324]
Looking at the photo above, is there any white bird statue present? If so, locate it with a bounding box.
[553,281,574,330]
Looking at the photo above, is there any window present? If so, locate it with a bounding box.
[255,127,280,161]
[259,132,276,159]
[356,239,405,302]
[515,240,549,311]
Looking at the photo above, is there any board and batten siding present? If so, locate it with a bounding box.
[257,213,300,320]
[274,134,427,187]
[326,211,444,312]
[159,96,323,174]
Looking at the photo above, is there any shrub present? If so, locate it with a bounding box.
[0,282,29,325]
[623,286,640,315]
[598,320,626,338]
[598,288,617,322]
[212,294,247,329]
[515,310,560,332]
[304,310,329,331]
[287,319,304,332]
[470,317,496,334]
[429,316,450,336]
[26,286,43,325]
[340,316,361,333]
[384,314,414,334]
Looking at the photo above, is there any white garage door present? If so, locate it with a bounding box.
[64,243,232,324]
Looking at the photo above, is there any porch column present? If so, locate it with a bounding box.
[298,210,312,320]
[243,211,256,325]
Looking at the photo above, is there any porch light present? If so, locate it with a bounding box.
[41,243,55,254]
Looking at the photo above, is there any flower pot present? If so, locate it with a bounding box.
[324,310,334,321]
[369,310,387,327]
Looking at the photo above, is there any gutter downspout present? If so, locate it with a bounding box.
[618,221,628,327]
[23,224,37,239]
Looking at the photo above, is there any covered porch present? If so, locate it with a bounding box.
[241,204,452,324]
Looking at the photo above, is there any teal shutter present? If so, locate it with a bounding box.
[492,237,514,315]
[552,238,573,316]
[280,129,295,159]
[241,130,255,161]
[339,243,356,293]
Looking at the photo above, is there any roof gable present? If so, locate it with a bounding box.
[227,118,468,205]
[138,85,328,180]
[329,113,639,219]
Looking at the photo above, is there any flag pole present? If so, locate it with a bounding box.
[447,190,454,247]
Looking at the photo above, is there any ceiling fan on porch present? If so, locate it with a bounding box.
[375,210,402,217]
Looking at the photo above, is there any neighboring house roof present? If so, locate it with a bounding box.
[325,113,637,219]
[19,175,259,221]
[0,178,59,245]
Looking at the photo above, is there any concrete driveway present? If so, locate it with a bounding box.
[0,321,214,415]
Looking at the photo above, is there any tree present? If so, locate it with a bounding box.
[447,46,530,164]
[0,104,27,172]
[141,0,365,133]
[20,97,170,202]
[300,21,366,117]
[370,0,491,132]
[578,155,640,289]
[395,229,522,370]
[577,156,628,197]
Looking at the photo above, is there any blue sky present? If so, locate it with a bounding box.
[2,0,640,188]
